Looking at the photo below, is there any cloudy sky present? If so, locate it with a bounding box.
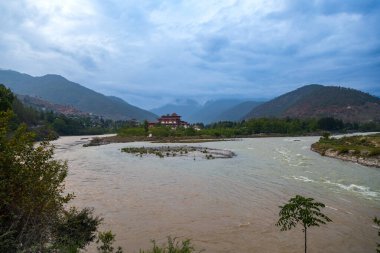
[0,0,379,109]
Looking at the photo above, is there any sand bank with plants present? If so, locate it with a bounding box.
[121,145,236,159]
[311,133,380,168]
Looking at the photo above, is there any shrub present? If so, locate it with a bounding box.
[139,237,197,253]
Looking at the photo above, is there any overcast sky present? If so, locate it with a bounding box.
[0,0,379,109]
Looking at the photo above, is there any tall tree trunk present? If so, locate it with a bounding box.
[304,226,307,253]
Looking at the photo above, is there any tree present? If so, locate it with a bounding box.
[143,120,149,133]
[321,131,331,140]
[0,84,14,111]
[276,195,332,253]
[0,102,101,251]
[375,217,380,253]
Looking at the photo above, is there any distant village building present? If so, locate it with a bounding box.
[149,113,189,128]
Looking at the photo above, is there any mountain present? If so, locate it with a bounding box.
[150,99,201,120]
[17,94,88,116]
[0,70,157,121]
[245,84,380,122]
[188,99,249,124]
[215,101,262,122]
[153,99,263,124]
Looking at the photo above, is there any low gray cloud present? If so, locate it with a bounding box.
[0,0,379,108]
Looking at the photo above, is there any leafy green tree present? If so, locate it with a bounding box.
[0,111,70,251]
[375,217,380,253]
[276,195,332,253]
[0,106,101,251]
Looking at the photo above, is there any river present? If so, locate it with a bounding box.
[52,136,380,253]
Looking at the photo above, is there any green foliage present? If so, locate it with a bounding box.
[118,117,380,140]
[0,84,14,110]
[53,207,102,252]
[144,120,149,133]
[313,134,380,158]
[321,131,331,140]
[150,126,171,137]
[276,195,332,253]
[97,230,123,253]
[375,217,380,253]
[118,127,147,137]
[317,117,344,131]
[139,236,197,253]
[0,109,101,252]
[48,114,119,136]
[0,112,71,251]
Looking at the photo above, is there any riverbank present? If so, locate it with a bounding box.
[311,134,380,168]
[82,132,325,147]
[83,135,234,146]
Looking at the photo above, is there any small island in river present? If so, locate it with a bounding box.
[121,145,236,159]
[311,133,380,168]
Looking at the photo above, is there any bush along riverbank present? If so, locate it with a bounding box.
[311,133,380,168]
[121,145,236,159]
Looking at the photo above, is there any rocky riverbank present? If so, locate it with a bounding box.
[311,134,380,168]
[311,145,380,168]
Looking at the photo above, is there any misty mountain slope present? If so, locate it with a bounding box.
[246,84,323,118]
[188,99,247,124]
[0,70,157,121]
[246,84,380,122]
[215,101,262,122]
[150,99,201,120]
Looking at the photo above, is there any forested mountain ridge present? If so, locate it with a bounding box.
[245,85,380,122]
[0,69,157,121]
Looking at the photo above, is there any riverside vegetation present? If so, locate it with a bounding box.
[84,116,380,147]
[120,117,380,138]
[311,133,380,167]
[1,83,140,141]
[0,87,102,251]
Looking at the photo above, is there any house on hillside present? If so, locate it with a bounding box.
[149,113,189,128]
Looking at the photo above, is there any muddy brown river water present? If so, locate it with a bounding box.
[52,136,380,253]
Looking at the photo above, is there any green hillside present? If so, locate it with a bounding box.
[0,70,157,121]
[246,85,380,122]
